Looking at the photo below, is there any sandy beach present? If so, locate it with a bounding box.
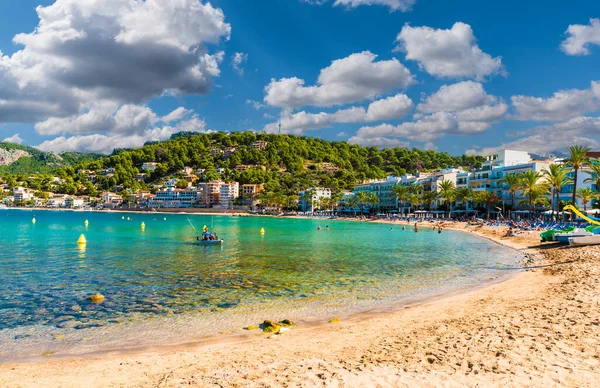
[1,223,599,387]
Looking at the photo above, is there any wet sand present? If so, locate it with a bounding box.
[1,224,599,387]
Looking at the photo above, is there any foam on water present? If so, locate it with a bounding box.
[0,210,521,360]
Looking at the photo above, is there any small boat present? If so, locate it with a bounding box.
[197,239,223,246]
[555,229,594,244]
[569,235,600,247]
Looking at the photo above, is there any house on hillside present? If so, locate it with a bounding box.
[141,162,158,172]
[13,187,34,203]
[251,141,268,150]
[242,184,264,199]
[101,192,123,209]
[48,194,68,208]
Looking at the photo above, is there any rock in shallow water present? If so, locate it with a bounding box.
[87,294,105,304]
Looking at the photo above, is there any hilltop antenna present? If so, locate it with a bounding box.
[278,122,281,135]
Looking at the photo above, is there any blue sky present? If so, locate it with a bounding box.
[0,0,599,155]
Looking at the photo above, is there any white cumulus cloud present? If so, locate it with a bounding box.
[354,82,506,144]
[466,116,600,156]
[511,81,600,122]
[2,134,24,144]
[417,81,495,113]
[36,116,208,154]
[264,51,414,109]
[561,18,600,56]
[348,135,410,148]
[0,0,230,152]
[263,93,414,134]
[395,22,505,80]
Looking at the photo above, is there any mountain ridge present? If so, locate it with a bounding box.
[0,142,102,175]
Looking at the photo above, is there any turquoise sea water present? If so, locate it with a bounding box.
[0,210,520,360]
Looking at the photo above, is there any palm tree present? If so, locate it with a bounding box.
[286,195,299,211]
[438,180,456,217]
[498,173,521,218]
[366,192,380,215]
[520,171,549,218]
[475,191,500,220]
[332,192,346,215]
[392,185,410,215]
[347,195,359,216]
[273,193,287,212]
[408,183,423,195]
[422,191,440,211]
[518,188,549,216]
[301,189,315,213]
[577,187,597,212]
[584,158,600,191]
[355,191,369,216]
[408,193,420,215]
[542,164,571,221]
[455,187,474,212]
[317,197,329,212]
[566,145,591,205]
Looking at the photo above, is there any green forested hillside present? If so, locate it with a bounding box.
[53,132,484,195]
[0,142,101,175]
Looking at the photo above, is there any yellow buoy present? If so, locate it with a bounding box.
[77,234,87,245]
[32,217,36,224]
[84,220,89,226]
[141,222,146,229]
[127,217,131,221]
[122,216,125,220]
[260,227,265,234]
[164,217,167,221]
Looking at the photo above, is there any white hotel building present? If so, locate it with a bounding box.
[218,182,239,208]
[298,187,332,212]
[343,149,598,214]
[148,180,239,208]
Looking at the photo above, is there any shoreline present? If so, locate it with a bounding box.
[0,221,520,364]
[2,223,599,386]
